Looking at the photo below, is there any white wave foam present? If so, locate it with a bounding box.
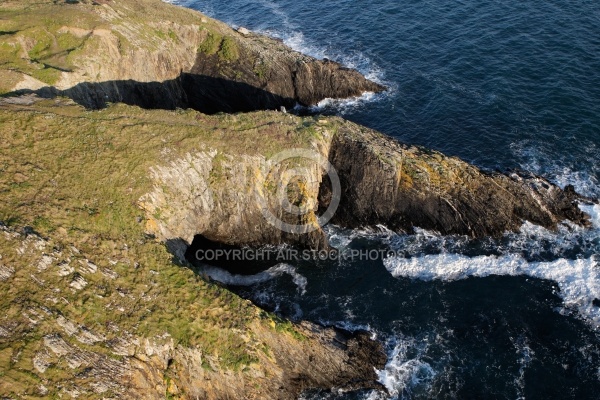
[512,140,600,198]
[199,263,307,294]
[384,253,600,327]
[580,203,600,229]
[325,224,396,249]
[512,335,534,400]
[377,336,436,398]
[261,27,389,90]
[299,91,389,116]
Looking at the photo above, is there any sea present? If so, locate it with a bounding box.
[167,1,600,398]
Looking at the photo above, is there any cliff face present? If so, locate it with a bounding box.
[139,118,335,250]
[185,31,384,112]
[139,113,590,251]
[0,99,591,399]
[0,0,384,112]
[324,121,590,237]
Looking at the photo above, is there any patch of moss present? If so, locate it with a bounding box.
[218,36,239,62]
[29,65,62,85]
[254,61,268,80]
[209,152,227,185]
[198,31,222,55]
[0,42,22,67]
[26,28,54,61]
[56,32,85,53]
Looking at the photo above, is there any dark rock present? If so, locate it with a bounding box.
[187,35,385,112]
[322,121,590,237]
[14,27,384,115]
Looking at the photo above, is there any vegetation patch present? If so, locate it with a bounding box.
[199,31,222,55]
[218,36,239,62]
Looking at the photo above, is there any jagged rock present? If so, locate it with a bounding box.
[237,26,250,36]
[140,115,591,252]
[0,264,14,281]
[323,121,591,237]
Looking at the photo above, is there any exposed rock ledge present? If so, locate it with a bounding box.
[0,0,384,113]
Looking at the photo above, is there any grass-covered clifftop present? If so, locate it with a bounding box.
[0,0,206,91]
[0,96,384,398]
[0,0,592,398]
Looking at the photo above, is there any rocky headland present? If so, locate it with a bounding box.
[0,0,383,112]
[0,0,595,399]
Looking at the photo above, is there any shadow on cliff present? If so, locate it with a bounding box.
[6,73,297,114]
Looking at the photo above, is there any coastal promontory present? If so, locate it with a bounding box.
[0,0,594,399]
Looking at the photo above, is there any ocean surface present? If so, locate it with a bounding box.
[169,1,600,398]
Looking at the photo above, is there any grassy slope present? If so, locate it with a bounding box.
[0,98,327,397]
[0,0,236,92]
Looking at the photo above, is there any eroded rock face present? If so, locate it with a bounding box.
[141,116,591,252]
[185,34,385,112]
[324,121,591,237]
[139,148,331,250]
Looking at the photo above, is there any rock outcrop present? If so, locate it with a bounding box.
[0,0,384,113]
[139,112,591,251]
[324,121,591,237]
[139,123,334,250]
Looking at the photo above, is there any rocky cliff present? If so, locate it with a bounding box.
[140,112,590,252]
[0,0,384,112]
[0,77,592,400]
[324,121,591,237]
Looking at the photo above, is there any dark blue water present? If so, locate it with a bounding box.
[171,0,600,398]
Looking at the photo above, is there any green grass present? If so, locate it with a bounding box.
[199,31,240,62]
[218,36,239,62]
[199,31,222,55]
[0,99,330,397]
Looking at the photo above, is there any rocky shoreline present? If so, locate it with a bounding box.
[0,0,595,399]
